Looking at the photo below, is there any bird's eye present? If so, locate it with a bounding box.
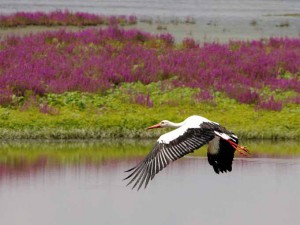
[161,121,165,124]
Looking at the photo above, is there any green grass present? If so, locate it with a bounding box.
[0,81,299,139]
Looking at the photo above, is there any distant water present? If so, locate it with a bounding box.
[0,0,300,42]
[0,0,299,20]
[1,0,299,42]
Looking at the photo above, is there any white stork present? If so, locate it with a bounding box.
[124,115,250,190]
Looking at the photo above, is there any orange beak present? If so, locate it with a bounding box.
[147,123,161,129]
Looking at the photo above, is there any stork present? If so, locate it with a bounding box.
[124,115,250,190]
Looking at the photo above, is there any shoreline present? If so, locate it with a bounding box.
[0,129,299,140]
[1,17,300,43]
[1,138,300,160]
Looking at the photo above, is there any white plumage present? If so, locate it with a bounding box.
[158,115,216,144]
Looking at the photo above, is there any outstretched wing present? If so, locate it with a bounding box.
[124,123,216,190]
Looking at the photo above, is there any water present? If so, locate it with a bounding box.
[0,0,300,42]
[0,0,299,19]
[0,140,299,225]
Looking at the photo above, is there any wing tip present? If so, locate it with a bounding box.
[124,166,136,173]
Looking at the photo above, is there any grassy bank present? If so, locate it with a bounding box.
[0,82,299,140]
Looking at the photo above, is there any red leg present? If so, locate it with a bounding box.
[227,139,251,156]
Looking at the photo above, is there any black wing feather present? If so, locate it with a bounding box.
[124,124,216,190]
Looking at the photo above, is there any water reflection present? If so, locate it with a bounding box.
[0,140,299,225]
[0,139,299,182]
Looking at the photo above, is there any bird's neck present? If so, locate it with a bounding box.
[168,121,184,128]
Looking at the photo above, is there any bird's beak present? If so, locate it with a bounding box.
[147,123,161,129]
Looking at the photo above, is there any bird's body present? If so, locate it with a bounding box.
[124,115,249,190]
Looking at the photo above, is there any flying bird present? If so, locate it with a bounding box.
[124,115,250,190]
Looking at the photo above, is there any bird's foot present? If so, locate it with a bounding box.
[235,145,251,156]
[227,140,251,157]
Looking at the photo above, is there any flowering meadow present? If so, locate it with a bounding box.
[0,26,299,139]
[0,27,299,108]
[0,11,137,27]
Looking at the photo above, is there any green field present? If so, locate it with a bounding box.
[0,82,299,139]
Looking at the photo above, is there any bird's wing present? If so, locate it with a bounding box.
[124,122,216,190]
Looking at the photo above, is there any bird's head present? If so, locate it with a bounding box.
[147,120,173,129]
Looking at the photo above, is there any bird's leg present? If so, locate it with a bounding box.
[227,139,251,156]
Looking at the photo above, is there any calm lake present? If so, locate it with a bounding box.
[0,140,299,225]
